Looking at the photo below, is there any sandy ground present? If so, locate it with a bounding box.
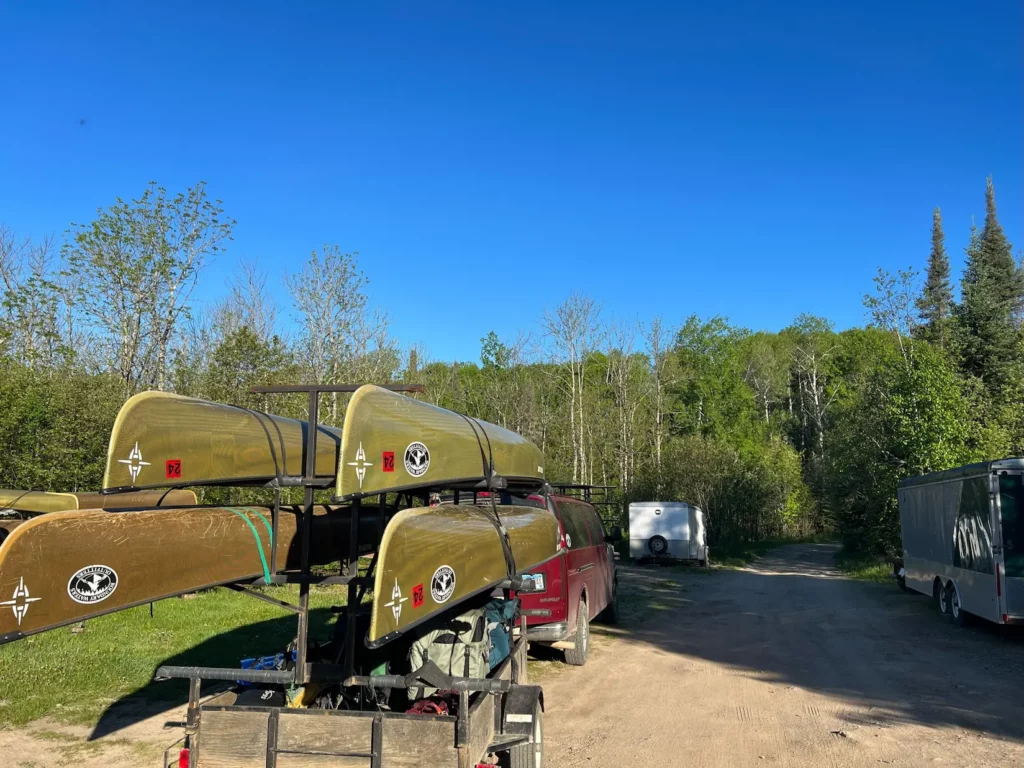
[545,543,1024,767]
[3,543,1023,766]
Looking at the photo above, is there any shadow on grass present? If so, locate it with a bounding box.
[89,608,334,741]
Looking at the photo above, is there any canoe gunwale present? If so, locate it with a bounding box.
[364,548,564,649]
[103,475,336,495]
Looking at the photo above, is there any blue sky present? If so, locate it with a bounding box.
[1,1,1021,362]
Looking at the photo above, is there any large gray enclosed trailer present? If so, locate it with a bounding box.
[897,458,1024,625]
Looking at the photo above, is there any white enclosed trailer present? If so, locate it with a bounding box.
[628,501,708,563]
[897,458,1024,626]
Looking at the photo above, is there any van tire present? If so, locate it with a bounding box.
[564,600,589,666]
[597,579,619,625]
[505,699,543,768]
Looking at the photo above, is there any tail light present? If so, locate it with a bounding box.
[178,747,190,768]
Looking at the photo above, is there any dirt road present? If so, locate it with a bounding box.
[543,543,1024,767]
[4,542,1023,766]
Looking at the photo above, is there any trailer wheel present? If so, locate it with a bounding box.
[936,579,952,620]
[947,582,970,627]
[648,535,668,556]
[564,599,589,666]
[505,698,543,768]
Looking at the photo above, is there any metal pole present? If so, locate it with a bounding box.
[294,388,320,685]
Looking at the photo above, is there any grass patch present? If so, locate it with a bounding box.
[834,548,892,583]
[0,585,348,728]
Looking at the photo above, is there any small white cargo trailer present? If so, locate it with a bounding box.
[628,501,708,564]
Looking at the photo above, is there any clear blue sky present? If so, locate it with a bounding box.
[1,1,1021,362]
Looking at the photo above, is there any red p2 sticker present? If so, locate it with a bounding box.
[165,459,182,479]
[382,451,395,472]
[412,583,425,608]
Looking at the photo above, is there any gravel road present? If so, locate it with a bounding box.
[542,542,1024,767]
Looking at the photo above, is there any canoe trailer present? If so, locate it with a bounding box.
[0,383,554,767]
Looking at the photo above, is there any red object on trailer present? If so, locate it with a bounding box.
[178,747,190,768]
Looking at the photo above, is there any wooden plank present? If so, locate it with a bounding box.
[380,717,458,768]
[275,756,369,768]
[467,693,496,764]
[277,711,372,754]
[196,710,270,768]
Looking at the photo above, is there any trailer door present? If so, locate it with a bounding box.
[998,472,1024,619]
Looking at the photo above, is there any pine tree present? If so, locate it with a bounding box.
[915,207,953,346]
[957,177,1023,389]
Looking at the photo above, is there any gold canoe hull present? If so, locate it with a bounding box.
[102,392,342,491]
[367,504,560,646]
[0,489,198,542]
[337,386,545,499]
[0,504,384,642]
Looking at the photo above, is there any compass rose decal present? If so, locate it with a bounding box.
[117,442,151,482]
[383,578,408,622]
[0,577,41,626]
[347,441,373,488]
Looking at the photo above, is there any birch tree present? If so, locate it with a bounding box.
[64,182,233,392]
[541,293,603,484]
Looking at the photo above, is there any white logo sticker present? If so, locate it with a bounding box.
[67,565,119,604]
[405,442,430,477]
[0,577,41,626]
[431,565,456,604]
[565,533,572,548]
[346,441,373,488]
[117,442,151,482]
[384,577,408,622]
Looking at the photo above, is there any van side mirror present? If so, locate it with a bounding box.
[606,525,622,543]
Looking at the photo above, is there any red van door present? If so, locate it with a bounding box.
[556,499,599,621]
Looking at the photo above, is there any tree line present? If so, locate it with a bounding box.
[1,178,1021,555]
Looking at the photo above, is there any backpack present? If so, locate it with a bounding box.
[409,606,491,699]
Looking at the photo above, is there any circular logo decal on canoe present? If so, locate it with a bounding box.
[405,442,430,478]
[67,565,118,605]
[431,565,456,604]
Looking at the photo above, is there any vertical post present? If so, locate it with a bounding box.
[344,496,361,681]
[294,388,319,685]
[185,676,201,735]
[270,486,281,577]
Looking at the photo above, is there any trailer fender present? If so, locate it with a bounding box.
[501,685,544,737]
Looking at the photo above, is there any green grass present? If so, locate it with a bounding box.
[834,549,893,583]
[0,585,348,728]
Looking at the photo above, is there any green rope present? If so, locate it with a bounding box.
[227,508,271,584]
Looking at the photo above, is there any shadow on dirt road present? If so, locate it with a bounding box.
[623,542,1024,741]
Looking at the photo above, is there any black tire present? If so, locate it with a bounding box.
[564,599,589,666]
[597,578,619,625]
[648,535,668,556]
[506,699,543,768]
[947,582,970,627]
[936,580,952,621]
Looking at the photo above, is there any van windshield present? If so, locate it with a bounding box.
[1000,473,1024,578]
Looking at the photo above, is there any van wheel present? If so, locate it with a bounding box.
[936,580,952,621]
[505,699,543,768]
[947,583,969,627]
[564,600,589,666]
[597,580,619,625]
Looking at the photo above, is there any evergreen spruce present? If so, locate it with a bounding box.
[957,177,1023,389]
[915,207,953,346]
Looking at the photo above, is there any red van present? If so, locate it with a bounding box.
[518,494,621,666]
